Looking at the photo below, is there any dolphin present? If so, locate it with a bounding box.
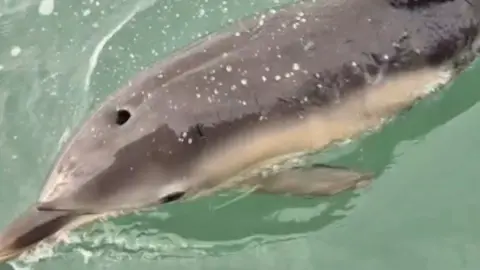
[1,0,479,263]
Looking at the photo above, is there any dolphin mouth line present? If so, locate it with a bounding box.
[0,249,23,263]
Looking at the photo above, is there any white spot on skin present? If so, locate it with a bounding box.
[275,75,281,81]
[38,0,55,15]
[226,65,232,72]
[188,138,193,144]
[262,76,267,82]
[241,79,248,85]
[196,93,201,98]
[303,41,315,51]
[10,46,21,57]
[292,63,300,71]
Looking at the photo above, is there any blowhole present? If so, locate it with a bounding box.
[116,109,131,126]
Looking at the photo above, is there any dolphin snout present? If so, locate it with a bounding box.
[0,207,74,263]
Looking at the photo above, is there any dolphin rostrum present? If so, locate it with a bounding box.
[1,0,479,263]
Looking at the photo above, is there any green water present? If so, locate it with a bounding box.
[1,0,480,269]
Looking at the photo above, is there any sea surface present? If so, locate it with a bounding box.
[1,0,480,269]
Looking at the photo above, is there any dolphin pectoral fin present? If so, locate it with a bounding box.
[246,164,373,197]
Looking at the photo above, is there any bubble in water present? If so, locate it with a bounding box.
[10,46,21,57]
[38,0,55,15]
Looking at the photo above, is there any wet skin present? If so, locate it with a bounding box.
[1,0,479,263]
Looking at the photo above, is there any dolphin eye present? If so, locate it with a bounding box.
[115,109,131,126]
[160,191,185,204]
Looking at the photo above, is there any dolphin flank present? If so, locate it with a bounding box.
[1,0,479,263]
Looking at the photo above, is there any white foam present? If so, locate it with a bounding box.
[10,46,21,57]
[38,0,55,16]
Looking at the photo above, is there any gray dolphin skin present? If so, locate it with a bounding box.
[1,0,479,263]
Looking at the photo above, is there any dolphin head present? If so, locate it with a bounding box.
[0,61,214,263]
[36,78,207,214]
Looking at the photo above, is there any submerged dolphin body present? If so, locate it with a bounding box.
[1,0,479,262]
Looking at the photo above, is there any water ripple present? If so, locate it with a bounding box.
[82,2,153,92]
